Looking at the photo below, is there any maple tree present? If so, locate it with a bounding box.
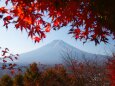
[0,0,114,45]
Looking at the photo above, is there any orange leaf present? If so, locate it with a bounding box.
[45,23,51,32]
[33,36,41,43]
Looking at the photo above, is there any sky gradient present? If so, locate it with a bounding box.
[0,23,114,55]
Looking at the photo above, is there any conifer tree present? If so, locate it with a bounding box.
[13,74,24,86]
[0,75,13,86]
[24,63,41,86]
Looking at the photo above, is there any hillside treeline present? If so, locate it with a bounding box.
[0,55,114,86]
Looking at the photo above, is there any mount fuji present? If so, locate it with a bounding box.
[18,40,106,64]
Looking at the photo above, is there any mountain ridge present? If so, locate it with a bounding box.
[18,40,107,64]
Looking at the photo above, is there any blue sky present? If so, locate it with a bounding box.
[0,1,115,55]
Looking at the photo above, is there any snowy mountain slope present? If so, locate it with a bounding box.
[18,40,106,64]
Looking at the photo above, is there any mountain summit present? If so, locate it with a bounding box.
[19,40,106,64]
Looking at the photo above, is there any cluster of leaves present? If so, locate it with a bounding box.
[0,60,111,86]
[0,47,24,74]
[0,0,115,44]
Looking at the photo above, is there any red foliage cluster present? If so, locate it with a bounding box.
[0,47,23,74]
[0,0,114,44]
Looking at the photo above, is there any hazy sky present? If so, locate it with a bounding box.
[0,23,114,55]
[0,1,114,55]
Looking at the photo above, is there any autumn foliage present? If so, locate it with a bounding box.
[107,54,115,86]
[0,0,115,44]
[0,0,115,85]
[0,47,23,74]
[0,61,111,86]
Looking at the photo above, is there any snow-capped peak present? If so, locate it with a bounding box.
[19,40,106,64]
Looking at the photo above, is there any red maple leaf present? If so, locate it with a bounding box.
[33,36,41,43]
[45,23,51,32]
